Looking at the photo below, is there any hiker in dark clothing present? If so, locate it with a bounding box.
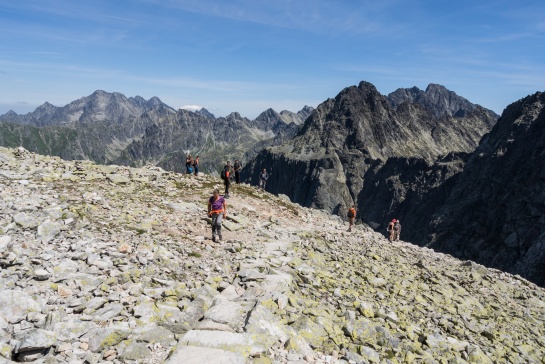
[193,156,200,176]
[347,205,356,232]
[259,168,269,190]
[387,219,396,241]
[207,189,227,242]
[185,155,192,174]
[394,220,401,241]
[234,160,242,184]
[222,161,233,198]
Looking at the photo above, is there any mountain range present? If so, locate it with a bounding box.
[2,82,545,286]
[0,91,313,173]
[244,82,545,286]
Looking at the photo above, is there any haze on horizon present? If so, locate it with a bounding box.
[0,0,544,119]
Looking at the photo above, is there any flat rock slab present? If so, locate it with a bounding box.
[54,319,97,341]
[107,174,130,184]
[85,327,131,352]
[180,330,265,357]
[166,345,245,364]
[204,299,247,330]
[222,220,243,232]
[168,202,201,213]
[244,305,292,348]
[0,290,42,323]
[16,329,56,353]
[227,214,249,227]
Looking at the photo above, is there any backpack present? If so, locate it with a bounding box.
[221,169,226,180]
[188,167,193,174]
[347,208,356,218]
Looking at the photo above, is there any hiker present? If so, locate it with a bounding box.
[347,205,356,232]
[221,161,233,198]
[259,168,269,190]
[394,220,401,241]
[207,189,227,242]
[193,156,200,176]
[387,219,396,241]
[185,155,192,174]
[234,160,242,184]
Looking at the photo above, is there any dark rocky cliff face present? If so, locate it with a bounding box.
[245,83,545,286]
[243,81,496,213]
[424,92,545,285]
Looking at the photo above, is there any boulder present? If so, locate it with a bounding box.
[166,346,245,364]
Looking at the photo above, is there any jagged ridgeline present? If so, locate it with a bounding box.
[0,91,313,174]
[243,82,545,287]
[0,147,544,363]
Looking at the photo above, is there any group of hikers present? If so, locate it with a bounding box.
[194,156,401,243]
[348,206,401,240]
[204,159,269,242]
[387,218,402,241]
[185,155,200,175]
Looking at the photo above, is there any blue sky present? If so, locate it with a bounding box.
[0,0,544,118]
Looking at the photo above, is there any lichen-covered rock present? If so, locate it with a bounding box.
[85,327,131,352]
[0,290,42,323]
[166,346,246,364]
[179,330,265,357]
[0,147,544,364]
[16,329,56,353]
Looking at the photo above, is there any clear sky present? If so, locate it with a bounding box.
[0,0,544,118]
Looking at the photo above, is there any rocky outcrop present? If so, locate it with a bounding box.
[0,147,543,363]
[387,83,499,119]
[422,92,545,285]
[243,81,496,213]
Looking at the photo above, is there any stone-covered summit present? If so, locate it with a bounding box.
[0,147,543,363]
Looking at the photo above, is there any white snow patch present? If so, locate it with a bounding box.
[180,105,204,111]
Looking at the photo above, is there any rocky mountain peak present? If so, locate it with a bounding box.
[193,108,215,119]
[148,96,164,108]
[387,83,499,119]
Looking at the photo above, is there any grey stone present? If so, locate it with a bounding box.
[85,327,131,352]
[54,319,97,341]
[37,220,62,243]
[93,303,124,321]
[180,330,265,357]
[177,297,210,328]
[166,345,245,364]
[204,298,246,330]
[0,236,10,253]
[107,174,130,184]
[83,297,107,314]
[34,268,50,281]
[238,268,266,281]
[245,305,291,348]
[16,329,56,353]
[222,220,243,232]
[118,341,151,362]
[13,212,39,229]
[135,326,175,346]
[0,342,12,359]
[227,214,249,227]
[0,290,42,323]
